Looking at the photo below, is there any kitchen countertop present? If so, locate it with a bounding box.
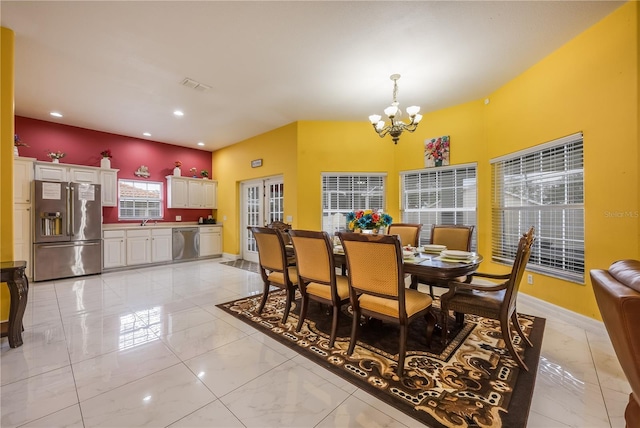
[102,222,221,230]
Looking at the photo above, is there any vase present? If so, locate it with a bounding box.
[52,158,59,163]
[435,159,443,167]
[173,167,181,177]
[100,157,111,169]
[14,146,19,157]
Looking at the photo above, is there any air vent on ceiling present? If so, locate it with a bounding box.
[180,78,211,92]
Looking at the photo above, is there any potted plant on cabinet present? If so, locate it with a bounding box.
[201,170,209,179]
[100,149,112,168]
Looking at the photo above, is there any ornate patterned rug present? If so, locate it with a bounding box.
[217,290,544,428]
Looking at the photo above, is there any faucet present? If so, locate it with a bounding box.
[141,218,152,226]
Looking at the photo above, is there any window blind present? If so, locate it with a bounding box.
[118,179,163,219]
[321,173,386,234]
[490,133,584,282]
[400,164,477,248]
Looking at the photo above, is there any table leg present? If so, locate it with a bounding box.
[7,268,28,348]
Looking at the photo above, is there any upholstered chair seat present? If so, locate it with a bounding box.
[359,288,433,318]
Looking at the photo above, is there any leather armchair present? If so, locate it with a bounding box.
[591,260,640,428]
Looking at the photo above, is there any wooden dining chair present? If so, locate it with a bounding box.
[421,224,475,297]
[338,232,436,377]
[387,223,422,247]
[440,227,535,370]
[288,229,350,347]
[250,226,298,323]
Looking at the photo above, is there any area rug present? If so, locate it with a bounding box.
[220,259,259,273]
[218,290,544,427]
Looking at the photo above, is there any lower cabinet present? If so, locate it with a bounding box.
[103,230,126,269]
[103,226,220,270]
[151,229,172,262]
[199,226,222,257]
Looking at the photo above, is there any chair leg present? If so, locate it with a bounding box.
[501,317,528,371]
[441,306,449,347]
[511,311,533,347]
[257,281,270,314]
[397,323,408,377]
[424,311,436,344]
[329,305,340,347]
[347,307,360,355]
[296,294,308,332]
[281,286,294,324]
[428,284,435,299]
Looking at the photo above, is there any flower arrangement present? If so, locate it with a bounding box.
[201,170,209,178]
[425,136,450,166]
[174,161,182,168]
[14,135,29,147]
[346,209,392,231]
[47,150,66,160]
[100,149,112,159]
[190,167,197,177]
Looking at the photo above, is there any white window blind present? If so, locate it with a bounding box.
[491,133,584,282]
[321,174,386,234]
[118,179,163,219]
[400,164,477,248]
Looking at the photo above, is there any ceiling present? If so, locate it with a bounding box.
[2,1,624,151]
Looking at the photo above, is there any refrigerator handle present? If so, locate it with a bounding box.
[69,185,74,236]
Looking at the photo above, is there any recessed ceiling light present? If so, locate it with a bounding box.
[143,132,151,137]
[50,112,63,118]
[197,142,205,146]
[173,110,184,117]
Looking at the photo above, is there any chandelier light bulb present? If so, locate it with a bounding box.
[367,74,422,144]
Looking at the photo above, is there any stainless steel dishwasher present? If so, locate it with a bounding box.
[172,227,200,260]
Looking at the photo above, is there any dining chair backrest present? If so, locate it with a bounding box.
[387,223,422,247]
[288,230,335,285]
[430,224,474,251]
[503,227,535,314]
[339,232,405,302]
[250,226,288,273]
[267,220,292,245]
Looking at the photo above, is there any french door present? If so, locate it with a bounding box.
[240,176,284,263]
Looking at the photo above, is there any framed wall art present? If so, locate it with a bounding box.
[424,135,450,168]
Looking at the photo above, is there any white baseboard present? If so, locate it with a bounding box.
[518,292,606,335]
[222,252,240,261]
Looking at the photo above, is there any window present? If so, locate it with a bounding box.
[491,133,584,282]
[321,174,386,234]
[400,164,477,248]
[118,179,163,219]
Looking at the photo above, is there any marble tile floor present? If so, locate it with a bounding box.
[0,259,631,428]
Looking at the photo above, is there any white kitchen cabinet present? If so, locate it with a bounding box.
[100,169,119,207]
[13,205,32,278]
[13,157,35,279]
[69,167,100,184]
[166,176,188,208]
[204,180,217,209]
[199,226,222,257]
[14,157,34,204]
[35,163,67,182]
[166,176,217,209]
[126,229,151,265]
[103,230,126,269]
[151,228,172,262]
[188,180,205,208]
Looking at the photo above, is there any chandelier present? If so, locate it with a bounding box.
[368,74,422,144]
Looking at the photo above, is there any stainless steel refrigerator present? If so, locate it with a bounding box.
[33,180,102,282]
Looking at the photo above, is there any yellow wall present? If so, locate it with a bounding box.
[212,2,637,320]
[482,1,638,318]
[1,27,15,320]
[211,123,298,255]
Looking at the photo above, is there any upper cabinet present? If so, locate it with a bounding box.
[166,176,217,209]
[34,161,118,207]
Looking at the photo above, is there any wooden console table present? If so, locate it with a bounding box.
[1,261,29,348]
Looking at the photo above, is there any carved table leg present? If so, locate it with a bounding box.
[7,267,28,348]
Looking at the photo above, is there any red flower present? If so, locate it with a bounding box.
[355,210,364,219]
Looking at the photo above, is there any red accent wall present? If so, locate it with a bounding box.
[15,116,214,224]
